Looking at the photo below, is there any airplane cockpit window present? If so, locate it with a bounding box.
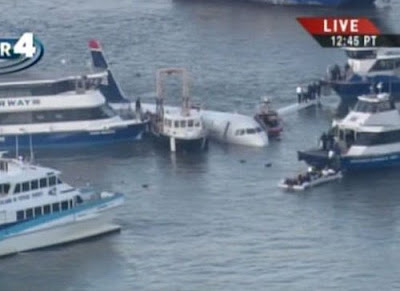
[246,128,256,134]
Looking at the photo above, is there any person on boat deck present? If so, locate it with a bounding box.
[344,63,351,80]
[316,81,321,100]
[135,97,142,117]
[260,97,270,114]
[320,132,328,151]
[307,84,314,101]
[296,86,303,103]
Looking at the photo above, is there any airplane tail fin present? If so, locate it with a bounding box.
[88,39,129,103]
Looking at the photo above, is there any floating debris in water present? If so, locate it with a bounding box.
[142,184,149,188]
[265,163,272,168]
[240,159,246,164]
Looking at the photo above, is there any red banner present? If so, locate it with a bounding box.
[297,17,380,36]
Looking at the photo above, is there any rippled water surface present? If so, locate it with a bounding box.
[0,1,400,290]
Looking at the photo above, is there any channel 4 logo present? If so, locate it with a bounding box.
[0,33,44,74]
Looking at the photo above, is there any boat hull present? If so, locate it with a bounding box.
[0,194,123,256]
[0,122,147,149]
[252,0,374,6]
[151,132,208,152]
[325,77,400,105]
[298,149,400,171]
[279,173,342,191]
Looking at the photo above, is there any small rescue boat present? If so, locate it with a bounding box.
[279,168,342,191]
[255,97,283,138]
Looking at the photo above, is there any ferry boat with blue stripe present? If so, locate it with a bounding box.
[298,93,400,171]
[0,72,148,149]
[0,157,124,256]
[323,48,400,105]
[255,0,375,6]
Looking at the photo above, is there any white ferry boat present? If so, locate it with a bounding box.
[298,93,400,170]
[324,48,400,104]
[0,156,123,256]
[0,72,148,149]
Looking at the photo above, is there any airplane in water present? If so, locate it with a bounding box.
[88,39,268,147]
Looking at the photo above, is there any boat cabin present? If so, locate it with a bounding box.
[0,72,106,98]
[0,159,78,226]
[352,93,395,113]
[162,111,204,138]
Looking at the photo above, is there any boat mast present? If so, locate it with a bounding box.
[156,68,191,118]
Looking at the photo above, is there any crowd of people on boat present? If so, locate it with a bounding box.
[296,81,321,104]
[283,166,338,187]
[327,64,352,81]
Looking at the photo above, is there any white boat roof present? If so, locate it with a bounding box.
[358,93,391,103]
[0,70,107,88]
[0,158,60,184]
[164,108,201,120]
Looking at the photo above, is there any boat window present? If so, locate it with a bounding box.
[188,120,194,127]
[34,206,42,217]
[0,161,8,171]
[0,78,101,98]
[195,121,200,127]
[43,205,51,214]
[345,49,377,60]
[0,105,116,126]
[180,120,186,128]
[49,176,57,186]
[22,182,30,192]
[174,121,179,128]
[16,210,24,221]
[0,184,10,195]
[76,195,83,204]
[256,127,263,133]
[39,178,47,188]
[14,183,21,194]
[57,178,62,184]
[26,208,33,219]
[370,58,400,72]
[353,101,376,113]
[100,104,116,118]
[69,199,73,208]
[52,202,60,213]
[376,101,393,112]
[61,201,69,211]
[30,180,39,190]
[246,128,256,134]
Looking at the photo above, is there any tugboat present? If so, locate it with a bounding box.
[254,97,283,138]
[0,154,124,256]
[149,68,208,152]
[298,92,400,171]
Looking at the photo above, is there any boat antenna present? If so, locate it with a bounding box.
[15,135,19,159]
[156,69,164,121]
[182,69,190,116]
[29,134,34,162]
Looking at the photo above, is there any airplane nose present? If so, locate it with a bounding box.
[253,132,268,147]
